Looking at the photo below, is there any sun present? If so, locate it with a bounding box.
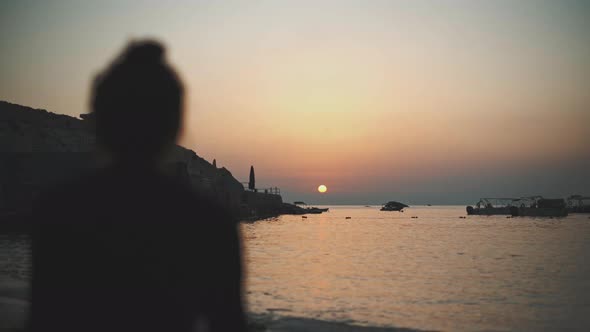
[318,185,327,193]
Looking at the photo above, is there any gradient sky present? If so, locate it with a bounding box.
[1,0,589,204]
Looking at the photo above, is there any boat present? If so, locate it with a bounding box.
[281,203,328,215]
[467,196,549,215]
[510,198,568,217]
[466,197,520,215]
[305,207,329,214]
[566,195,590,213]
[292,201,328,214]
[380,201,408,211]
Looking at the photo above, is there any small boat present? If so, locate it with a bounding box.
[281,203,327,215]
[305,207,329,214]
[291,201,328,214]
[380,201,408,211]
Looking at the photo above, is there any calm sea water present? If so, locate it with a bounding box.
[243,206,590,331]
[1,206,590,331]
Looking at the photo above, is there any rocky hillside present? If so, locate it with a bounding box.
[0,101,94,153]
[0,101,245,217]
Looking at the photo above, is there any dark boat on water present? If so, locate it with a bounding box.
[305,207,329,214]
[380,201,408,211]
[466,197,521,215]
[292,201,329,214]
[281,203,329,215]
[566,195,590,213]
[510,198,568,217]
[468,196,567,217]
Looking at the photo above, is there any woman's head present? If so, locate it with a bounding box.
[91,40,183,163]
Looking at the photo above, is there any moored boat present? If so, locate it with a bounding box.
[510,198,568,217]
[467,196,550,216]
[566,195,590,213]
[305,207,329,214]
[292,201,329,214]
[380,201,408,211]
[466,197,521,215]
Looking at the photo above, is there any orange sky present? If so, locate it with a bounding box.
[1,1,589,203]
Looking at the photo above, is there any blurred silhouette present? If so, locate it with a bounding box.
[30,41,246,332]
[248,166,255,191]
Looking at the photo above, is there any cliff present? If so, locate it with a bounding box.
[0,100,246,218]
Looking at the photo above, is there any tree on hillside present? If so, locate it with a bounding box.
[248,166,255,190]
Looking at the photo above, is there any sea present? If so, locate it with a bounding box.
[2,206,590,331]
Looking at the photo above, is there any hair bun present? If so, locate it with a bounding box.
[123,40,165,66]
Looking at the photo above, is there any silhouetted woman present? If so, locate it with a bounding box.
[31,41,246,332]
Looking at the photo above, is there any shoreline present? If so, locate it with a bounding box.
[0,277,425,332]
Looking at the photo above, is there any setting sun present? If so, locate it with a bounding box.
[318,185,327,193]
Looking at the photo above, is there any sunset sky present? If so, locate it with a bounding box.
[1,0,589,204]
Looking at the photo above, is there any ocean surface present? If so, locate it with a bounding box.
[2,206,590,331]
[243,206,590,331]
